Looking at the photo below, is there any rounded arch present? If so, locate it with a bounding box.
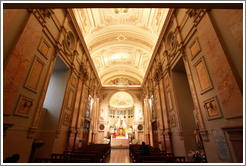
[109,91,134,108]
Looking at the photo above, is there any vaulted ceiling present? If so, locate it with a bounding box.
[73,8,169,87]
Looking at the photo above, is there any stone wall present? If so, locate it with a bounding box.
[142,9,243,162]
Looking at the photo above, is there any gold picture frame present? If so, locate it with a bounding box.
[189,37,201,60]
[194,57,213,94]
[37,38,50,59]
[203,96,222,120]
[14,94,34,118]
[24,56,45,93]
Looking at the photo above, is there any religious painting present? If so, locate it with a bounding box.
[38,38,50,59]
[108,77,137,86]
[164,77,169,88]
[204,96,222,120]
[14,95,34,118]
[66,88,74,110]
[169,114,176,127]
[166,90,173,111]
[24,56,45,93]
[189,38,201,60]
[63,112,71,126]
[194,57,213,94]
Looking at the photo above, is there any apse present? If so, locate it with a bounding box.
[109,91,133,108]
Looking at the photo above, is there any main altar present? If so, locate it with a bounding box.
[111,116,129,148]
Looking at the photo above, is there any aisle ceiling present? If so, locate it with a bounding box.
[73,8,168,87]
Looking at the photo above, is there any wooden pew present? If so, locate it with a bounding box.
[51,153,98,162]
[137,156,186,163]
[35,158,90,163]
[35,143,111,163]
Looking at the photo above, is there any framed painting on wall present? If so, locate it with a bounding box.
[189,37,201,60]
[24,56,45,93]
[14,94,34,118]
[203,96,222,120]
[37,38,50,59]
[194,57,213,94]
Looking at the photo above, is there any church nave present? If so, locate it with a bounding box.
[2,3,243,164]
[106,148,130,163]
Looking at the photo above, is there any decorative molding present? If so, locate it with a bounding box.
[27,127,37,139]
[186,9,207,26]
[189,37,201,60]
[194,56,213,94]
[169,114,176,127]
[37,38,51,59]
[3,122,14,137]
[24,56,45,93]
[39,9,54,19]
[66,88,75,111]
[63,112,72,126]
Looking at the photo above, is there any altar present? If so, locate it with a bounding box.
[111,116,129,148]
[111,136,129,148]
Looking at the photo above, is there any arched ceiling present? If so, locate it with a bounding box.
[110,91,133,108]
[73,8,169,87]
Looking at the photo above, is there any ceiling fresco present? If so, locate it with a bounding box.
[109,92,134,108]
[73,8,169,86]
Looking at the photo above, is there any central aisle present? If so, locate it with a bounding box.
[107,148,130,163]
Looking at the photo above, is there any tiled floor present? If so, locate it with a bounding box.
[107,148,131,163]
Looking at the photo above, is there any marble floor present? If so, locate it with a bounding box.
[106,148,131,163]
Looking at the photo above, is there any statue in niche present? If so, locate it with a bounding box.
[118,119,125,136]
[115,115,127,137]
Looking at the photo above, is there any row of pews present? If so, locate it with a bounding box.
[129,144,186,163]
[35,143,111,163]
